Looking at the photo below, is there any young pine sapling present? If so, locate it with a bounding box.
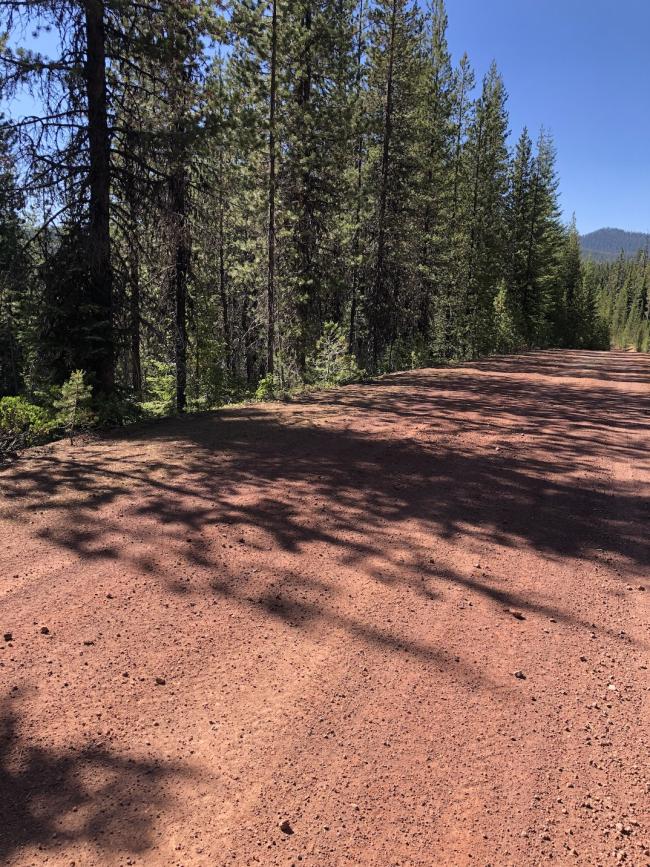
[54,370,94,443]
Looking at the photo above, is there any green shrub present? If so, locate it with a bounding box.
[255,373,279,400]
[0,396,50,434]
[0,395,53,459]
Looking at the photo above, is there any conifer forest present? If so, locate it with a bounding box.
[1,0,645,440]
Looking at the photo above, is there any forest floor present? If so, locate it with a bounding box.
[0,350,649,867]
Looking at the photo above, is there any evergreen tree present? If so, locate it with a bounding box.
[557,216,583,345]
[506,127,562,346]
[0,122,28,395]
[0,0,116,393]
[278,0,357,372]
[364,0,426,370]
[435,51,474,358]
[413,0,454,357]
[460,62,509,357]
[54,369,93,443]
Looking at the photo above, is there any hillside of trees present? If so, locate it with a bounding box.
[586,251,650,352]
[580,227,650,262]
[0,0,625,450]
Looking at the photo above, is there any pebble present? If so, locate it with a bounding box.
[155,676,166,686]
[40,626,50,635]
[3,633,12,642]
[279,820,293,835]
[514,670,527,680]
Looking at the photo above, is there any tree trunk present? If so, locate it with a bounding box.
[130,245,142,395]
[295,0,314,372]
[523,169,540,343]
[372,0,397,370]
[348,0,365,355]
[170,160,189,413]
[126,158,143,395]
[218,182,232,374]
[465,116,483,355]
[84,0,114,394]
[242,295,256,386]
[266,0,278,375]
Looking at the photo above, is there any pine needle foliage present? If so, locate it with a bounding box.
[54,370,94,444]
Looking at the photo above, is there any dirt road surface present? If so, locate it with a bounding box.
[1,350,648,866]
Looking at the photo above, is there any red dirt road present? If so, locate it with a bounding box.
[0,350,648,867]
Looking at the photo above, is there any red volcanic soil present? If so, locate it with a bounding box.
[0,350,648,866]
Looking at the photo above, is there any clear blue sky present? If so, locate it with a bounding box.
[446,0,650,234]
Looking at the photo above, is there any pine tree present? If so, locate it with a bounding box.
[558,216,583,346]
[505,126,533,347]
[435,52,474,358]
[460,62,509,356]
[506,128,562,347]
[0,0,116,394]
[364,0,426,370]
[267,0,280,376]
[0,122,29,396]
[54,369,94,443]
[348,0,370,355]
[279,0,357,372]
[414,0,454,357]
[217,0,271,386]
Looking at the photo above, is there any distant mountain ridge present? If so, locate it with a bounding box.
[580,228,650,262]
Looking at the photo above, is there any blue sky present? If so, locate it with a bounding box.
[446,0,650,234]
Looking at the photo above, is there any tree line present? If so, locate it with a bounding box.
[585,251,649,353]
[0,0,609,425]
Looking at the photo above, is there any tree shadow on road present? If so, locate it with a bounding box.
[0,694,189,864]
[1,351,648,658]
[460,348,650,384]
